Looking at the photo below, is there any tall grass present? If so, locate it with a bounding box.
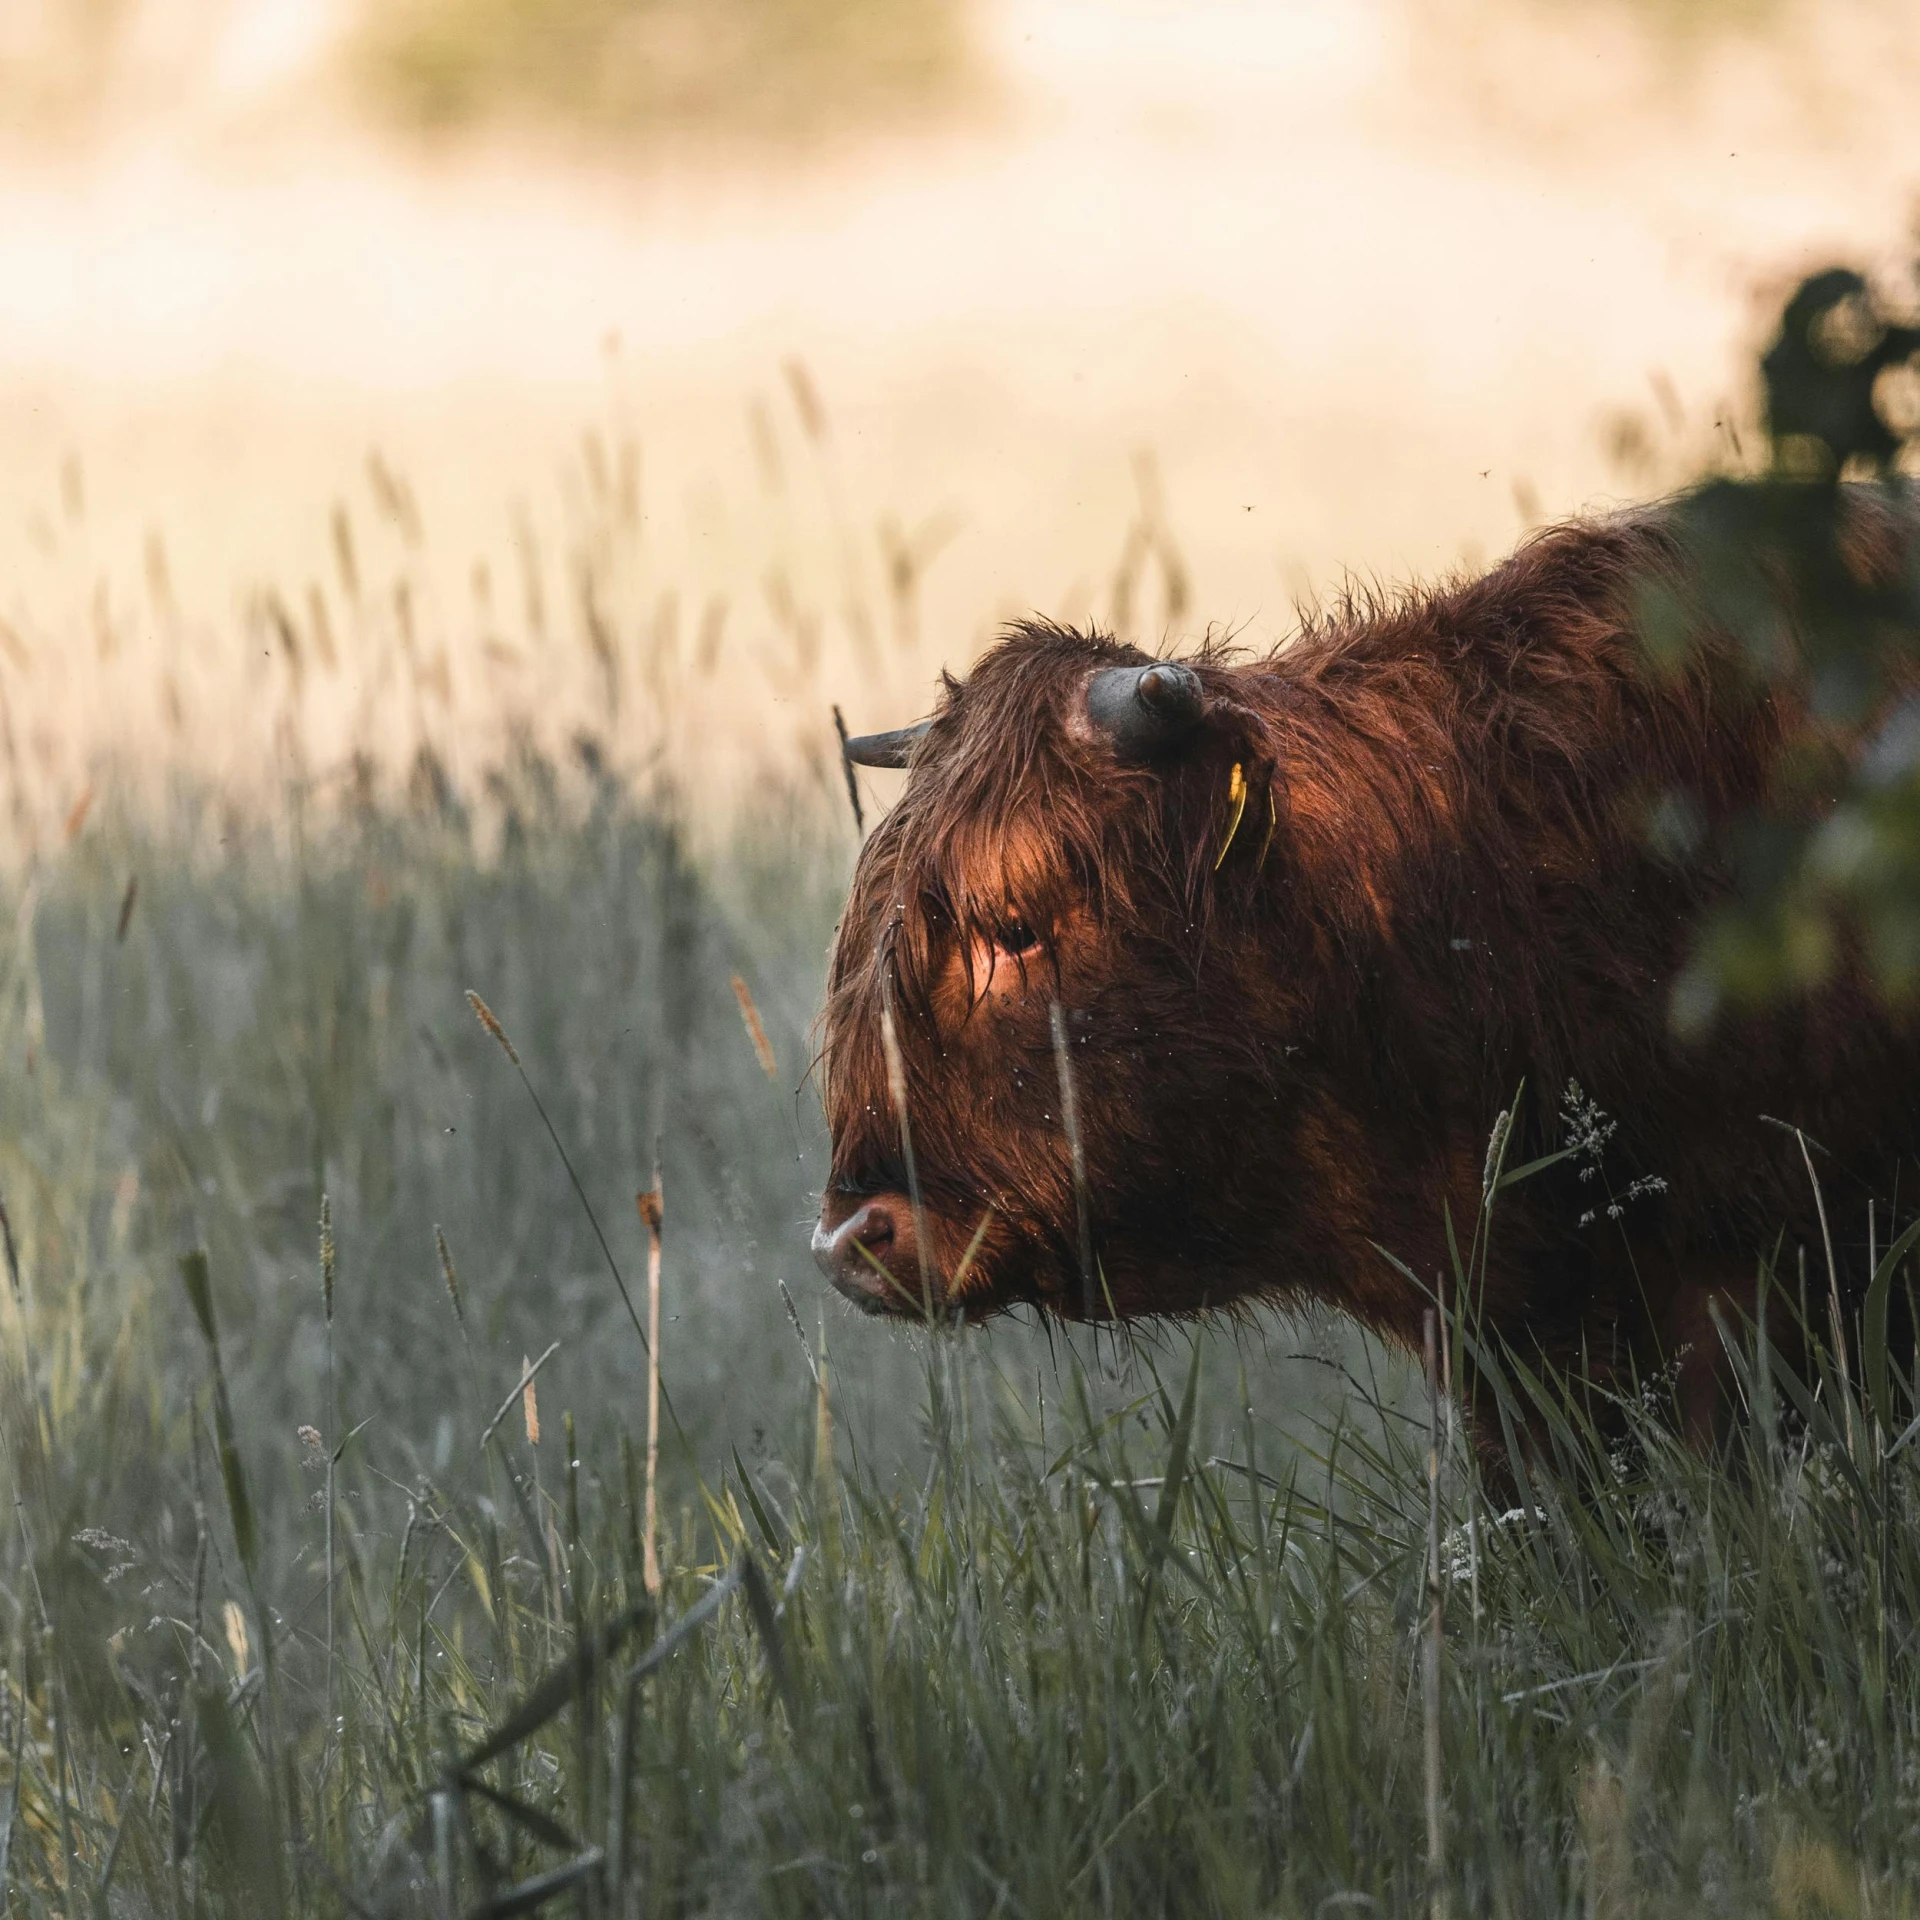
[2,756,1920,1916]
[11,1138,1920,1912]
[0,749,1378,1912]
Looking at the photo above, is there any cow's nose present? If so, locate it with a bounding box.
[812,1195,920,1313]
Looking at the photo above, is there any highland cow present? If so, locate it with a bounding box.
[814,510,1920,1450]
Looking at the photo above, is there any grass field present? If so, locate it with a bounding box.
[5,424,1920,1917]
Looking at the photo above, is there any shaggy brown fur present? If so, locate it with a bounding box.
[816,509,1920,1453]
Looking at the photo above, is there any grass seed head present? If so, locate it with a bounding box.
[1481,1108,1513,1200]
[465,988,520,1065]
[435,1224,463,1322]
[222,1600,250,1678]
[522,1354,541,1445]
[329,501,359,601]
[319,1193,336,1321]
[730,973,779,1079]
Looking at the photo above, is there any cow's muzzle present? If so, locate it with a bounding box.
[812,1192,935,1316]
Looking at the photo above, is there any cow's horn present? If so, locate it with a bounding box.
[1085,661,1205,757]
[842,719,932,769]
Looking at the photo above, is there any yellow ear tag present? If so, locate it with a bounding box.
[1255,785,1278,873]
[1213,761,1249,870]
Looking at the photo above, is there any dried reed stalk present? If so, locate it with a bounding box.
[879,997,937,1319]
[1049,1002,1095,1321]
[319,1195,338,1741]
[637,1177,664,1595]
[813,1309,838,1560]
[1424,1306,1448,1920]
[830,705,866,834]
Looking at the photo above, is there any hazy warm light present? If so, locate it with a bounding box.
[0,0,1915,838]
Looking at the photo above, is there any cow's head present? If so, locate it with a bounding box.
[815,621,1310,1323]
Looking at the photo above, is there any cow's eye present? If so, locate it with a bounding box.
[994,918,1041,957]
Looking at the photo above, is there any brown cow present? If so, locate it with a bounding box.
[813,509,1920,1450]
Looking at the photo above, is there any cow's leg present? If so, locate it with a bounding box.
[1656,1272,1741,1449]
[1454,1265,1747,1492]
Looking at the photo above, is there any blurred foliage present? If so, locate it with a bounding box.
[1640,260,1920,1032]
[1419,0,1795,43]
[1520,0,1792,33]
[0,0,131,131]
[351,0,974,147]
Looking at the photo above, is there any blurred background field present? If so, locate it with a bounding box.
[3,0,1920,1912]
[4,0,1920,822]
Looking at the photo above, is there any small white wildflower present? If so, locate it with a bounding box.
[73,1529,138,1582]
